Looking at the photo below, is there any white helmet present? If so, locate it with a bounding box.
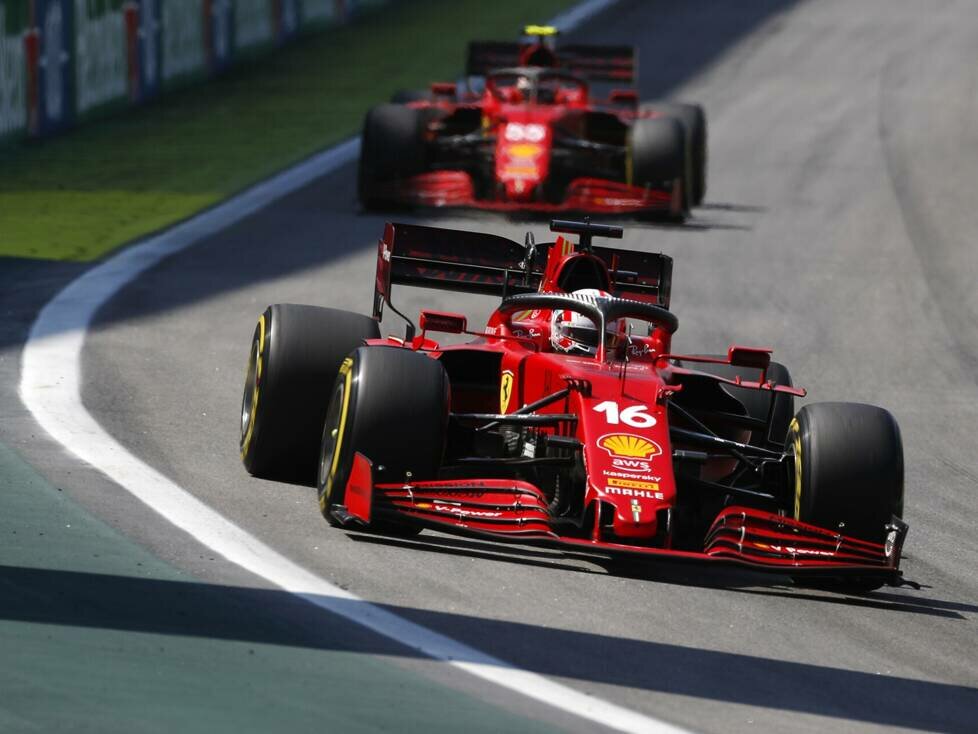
[550,289,625,356]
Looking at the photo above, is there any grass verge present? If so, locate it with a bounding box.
[0,0,578,261]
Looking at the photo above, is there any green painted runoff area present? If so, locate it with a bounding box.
[0,0,578,261]
[0,440,564,733]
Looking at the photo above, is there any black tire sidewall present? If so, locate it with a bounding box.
[629,115,687,209]
[790,402,904,542]
[240,304,380,483]
[358,104,429,206]
[642,102,707,206]
[319,346,449,522]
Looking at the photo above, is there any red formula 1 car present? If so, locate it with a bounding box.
[358,26,707,218]
[240,220,909,590]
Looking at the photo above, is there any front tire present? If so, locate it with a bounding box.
[358,103,429,209]
[318,346,449,529]
[788,402,904,542]
[240,305,380,484]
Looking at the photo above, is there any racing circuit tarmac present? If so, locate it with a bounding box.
[5,0,978,731]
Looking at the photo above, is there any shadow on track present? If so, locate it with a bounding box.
[349,530,968,621]
[1,562,975,733]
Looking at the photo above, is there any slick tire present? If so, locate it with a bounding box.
[642,102,707,206]
[679,357,794,448]
[628,116,687,211]
[318,346,449,530]
[358,103,428,209]
[240,304,380,484]
[788,402,904,542]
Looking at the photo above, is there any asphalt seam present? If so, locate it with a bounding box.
[17,1,692,733]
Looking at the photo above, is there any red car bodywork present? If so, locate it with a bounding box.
[383,95,682,215]
[331,221,909,584]
[366,39,685,215]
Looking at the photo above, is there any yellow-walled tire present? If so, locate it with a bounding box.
[787,402,904,543]
[240,304,379,484]
[317,346,448,529]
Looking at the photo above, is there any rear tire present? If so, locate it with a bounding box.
[628,116,686,210]
[642,102,707,205]
[678,357,794,448]
[318,347,449,530]
[240,305,380,484]
[358,103,429,209]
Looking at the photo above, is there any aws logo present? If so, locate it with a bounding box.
[597,433,662,473]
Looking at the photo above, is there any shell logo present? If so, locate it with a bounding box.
[598,433,661,459]
[507,143,544,158]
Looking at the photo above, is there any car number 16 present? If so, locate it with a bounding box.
[593,401,657,428]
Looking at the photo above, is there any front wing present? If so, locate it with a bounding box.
[335,453,907,582]
[365,171,683,215]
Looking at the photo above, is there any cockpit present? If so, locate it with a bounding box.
[486,68,588,106]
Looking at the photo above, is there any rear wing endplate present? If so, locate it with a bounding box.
[372,222,672,320]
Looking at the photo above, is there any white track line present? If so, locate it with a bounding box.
[19,2,690,732]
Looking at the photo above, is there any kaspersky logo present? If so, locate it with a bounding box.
[598,433,661,473]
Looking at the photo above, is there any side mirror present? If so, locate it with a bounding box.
[430,81,457,98]
[420,310,467,334]
[609,89,638,105]
[727,345,772,380]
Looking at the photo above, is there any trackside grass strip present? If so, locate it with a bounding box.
[0,0,577,261]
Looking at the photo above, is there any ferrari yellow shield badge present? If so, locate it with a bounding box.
[500,371,515,413]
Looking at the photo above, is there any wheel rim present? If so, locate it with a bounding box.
[240,338,260,443]
[318,378,347,498]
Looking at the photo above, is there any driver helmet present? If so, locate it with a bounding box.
[550,289,625,356]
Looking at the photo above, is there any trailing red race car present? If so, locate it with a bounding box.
[240,220,909,591]
[358,26,707,218]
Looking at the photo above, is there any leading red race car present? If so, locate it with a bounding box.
[358,26,707,218]
[240,220,909,591]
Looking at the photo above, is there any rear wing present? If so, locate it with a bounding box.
[372,222,672,320]
[465,41,637,83]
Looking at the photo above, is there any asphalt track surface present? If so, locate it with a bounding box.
[7,0,978,731]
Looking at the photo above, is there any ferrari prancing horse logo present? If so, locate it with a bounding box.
[500,371,515,413]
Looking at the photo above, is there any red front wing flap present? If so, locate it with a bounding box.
[702,506,906,573]
[338,455,905,580]
[371,171,680,215]
[341,453,554,536]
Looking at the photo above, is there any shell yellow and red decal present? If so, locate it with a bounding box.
[598,433,661,460]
